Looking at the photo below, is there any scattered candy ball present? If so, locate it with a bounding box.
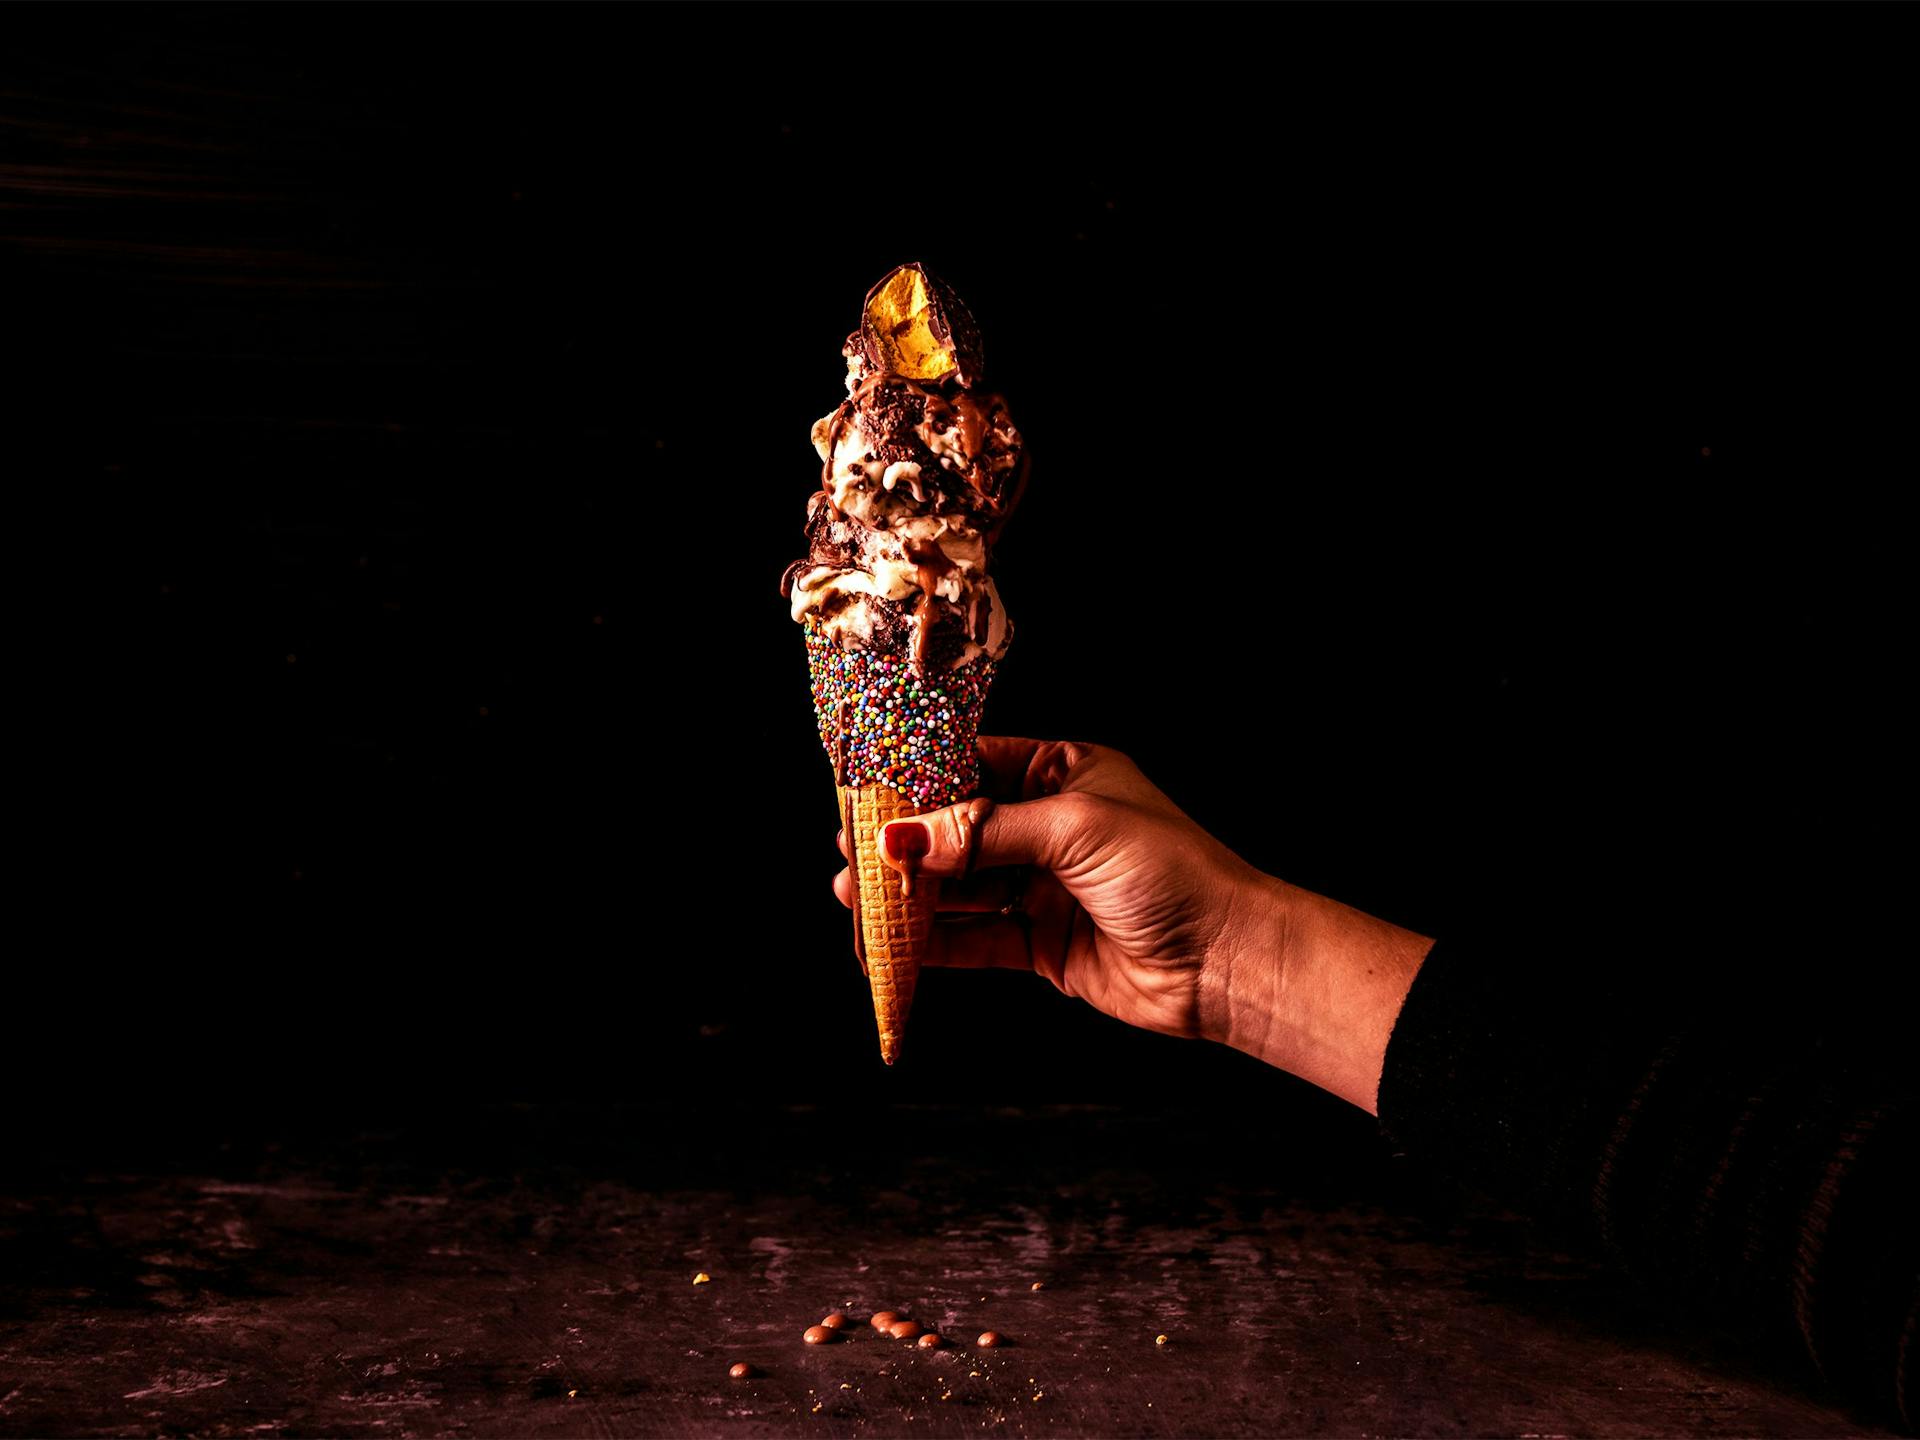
[729,1363,752,1379]
[693,1272,712,1285]
[803,1326,834,1345]
[1030,1282,1044,1291]
[1156,1334,1169,1346]
[820,1312,848,1330]
[870,1310,899,1332]
[917,1333,941,1350]
[888,1320,923,1341]
[976,1332,1002,1349]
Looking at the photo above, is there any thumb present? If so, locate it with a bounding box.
[880,792,1104,880]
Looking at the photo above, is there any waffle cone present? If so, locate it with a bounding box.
[837,782,937,1065]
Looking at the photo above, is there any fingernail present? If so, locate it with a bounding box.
[883,822,930,862]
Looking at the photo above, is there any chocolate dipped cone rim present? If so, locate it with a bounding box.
[804,617,993,811]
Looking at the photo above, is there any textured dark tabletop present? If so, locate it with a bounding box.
[0,1104,1890,1438]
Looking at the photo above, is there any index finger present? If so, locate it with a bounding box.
[975,735,1097,803]
[976,735,1048,802]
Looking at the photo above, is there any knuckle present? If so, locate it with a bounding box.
[1050,790,1122,861]
[1054,789,1109,828]
[1072,739,1134,777]
[930,805,973,861]
[1027,741,1084,796]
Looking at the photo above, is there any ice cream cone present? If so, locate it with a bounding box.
[783,264,1024,1066]
[837,782,936,1065]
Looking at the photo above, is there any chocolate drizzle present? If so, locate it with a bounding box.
[831,697,849,786]
[904,538,957,677]
[777,556,811,601]
[816,344,1021,524]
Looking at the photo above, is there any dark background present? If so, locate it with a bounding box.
[10,9,1909,1142]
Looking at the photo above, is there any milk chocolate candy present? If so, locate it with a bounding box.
[859,263,983,387]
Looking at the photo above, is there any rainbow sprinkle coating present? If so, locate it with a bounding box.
[803,617,996,809]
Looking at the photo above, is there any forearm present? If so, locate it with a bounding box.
[1203,879,1918,1425]
[1206,871,1434,1115]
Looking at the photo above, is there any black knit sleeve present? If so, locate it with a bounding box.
[1376,938,1920,1431]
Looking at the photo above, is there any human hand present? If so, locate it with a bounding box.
[832,736,1265,1044]
[831,735,1434,1113]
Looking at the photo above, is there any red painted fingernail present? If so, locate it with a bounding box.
[883,822,930,861]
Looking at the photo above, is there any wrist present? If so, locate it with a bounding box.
[1198,866,1293,1055]
[1206,867,1434,1116]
